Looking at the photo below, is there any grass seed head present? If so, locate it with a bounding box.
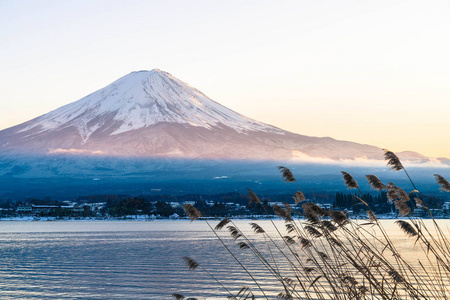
[172,293,185,300]
[397,187,410,202]
[394,200,411,216]
[299,237,312,248]
[365,174,386,191]
[227,225,242,240]
[278,166,296,182]
[237,242,250,249]
[415,197,427,208]
[182,204,201,221]
[273,204,289,220]
[341,171,359,189]
[304,225,323,238]
[302,202,326,224]
[386,182,400,202]
[246,188,261,205]
[283,235,296,245]
[182,257,199,270]
[293,191,306,204]
[395,220,418,237]
[250,222,266,234]
[388,270,405,283]
[215,218,230,231]
[434,174,450,192]
[327,210,349,226]
[343,276,358,286]
[321,220,338,232]
[285,223,296,234]
[367,210,377,222]
[383,149,404,171]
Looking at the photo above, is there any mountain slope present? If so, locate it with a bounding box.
[10,69,282,139]
[0,69,442,163]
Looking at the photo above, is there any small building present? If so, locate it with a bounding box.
[17,204,33,214]
[169,202,181,208]
[443,202,450,211]
[61,205,84,213]
[319,203,333,210]
[32,205,59,214]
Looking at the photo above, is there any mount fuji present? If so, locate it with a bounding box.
[0,69,448,199]
[0,69,428,162]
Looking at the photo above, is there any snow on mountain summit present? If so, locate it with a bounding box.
[5,68,440,164]
[0,69,446,197]
[18,69,282,142]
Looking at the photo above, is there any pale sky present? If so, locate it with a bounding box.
[1,0,449,158]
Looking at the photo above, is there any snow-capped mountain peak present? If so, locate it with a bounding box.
[3,68,445,165]
[18,69,282,142]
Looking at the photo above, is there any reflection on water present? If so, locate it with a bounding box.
[0,220,448,299]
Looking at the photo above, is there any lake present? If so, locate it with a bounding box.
[0,219,448,299]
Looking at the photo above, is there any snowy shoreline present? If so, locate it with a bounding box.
[0,215,445,222]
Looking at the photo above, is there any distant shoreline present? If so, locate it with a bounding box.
[1,215,448,222]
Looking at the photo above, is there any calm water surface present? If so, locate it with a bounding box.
[0,220,448,299]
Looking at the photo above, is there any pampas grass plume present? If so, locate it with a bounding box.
[434,174,450,192]
[215,218,230,231]
[278,166,296,182]
[365,174,385,191]
[182,257,199,270]
[395,220,418,237]
[383,149,404,171]
[182,204,201,221]
[341,171,359,189]
[246,188,261,205]
[293,191,306,204]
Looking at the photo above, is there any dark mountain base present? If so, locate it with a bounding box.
[0,154,448,201]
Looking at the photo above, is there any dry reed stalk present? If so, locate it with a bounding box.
[179,161,450,299]
[181,256,235,298]
[182,203,270,299]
